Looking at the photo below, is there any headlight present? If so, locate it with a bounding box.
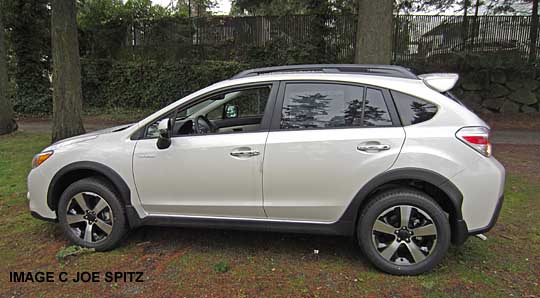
[32,151,54,169]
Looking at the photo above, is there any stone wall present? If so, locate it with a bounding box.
[450,68,539,113]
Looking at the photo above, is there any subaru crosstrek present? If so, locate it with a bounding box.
[28,64,505,275]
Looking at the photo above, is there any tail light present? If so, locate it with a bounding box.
[456,127,491,157]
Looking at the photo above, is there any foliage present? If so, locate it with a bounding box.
[56,245,96,262]
[12,57,246,114]
[81,60,247,110]
[231,0,357,15]
[243,36,334,67]
[213,261,230,273]
[4,0,52,115]
[4,0,538,115]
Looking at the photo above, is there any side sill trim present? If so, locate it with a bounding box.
[125,206,353,236]
[145,213,334,225]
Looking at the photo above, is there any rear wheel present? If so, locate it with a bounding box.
[357,188,450,275]
[57,177,127,251]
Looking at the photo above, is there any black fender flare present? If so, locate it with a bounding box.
[47,161,132,210]
[337,167,466,243]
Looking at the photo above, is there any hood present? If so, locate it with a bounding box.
[44,123,133,151]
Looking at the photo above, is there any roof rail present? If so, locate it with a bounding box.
[231,64,418,80]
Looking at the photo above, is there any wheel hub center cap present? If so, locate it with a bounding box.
[397,229,412,241]
[85,211,97,223]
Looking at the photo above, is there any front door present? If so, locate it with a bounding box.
[133,83,277,219]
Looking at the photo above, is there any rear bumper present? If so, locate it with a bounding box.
[468,194,504,235]
[446,193,503,245]
[452,156,505,232]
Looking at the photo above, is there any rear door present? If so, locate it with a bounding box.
[263,82,406,222]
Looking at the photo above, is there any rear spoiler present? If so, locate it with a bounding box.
[418,73,459,93]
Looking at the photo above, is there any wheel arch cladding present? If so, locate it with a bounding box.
[340,167,468,244]
[47,161,131,211]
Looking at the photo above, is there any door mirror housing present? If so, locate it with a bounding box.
[225,105,238,119]
[156,118,172,150]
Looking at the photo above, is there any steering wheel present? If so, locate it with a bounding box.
[194,115,216,134]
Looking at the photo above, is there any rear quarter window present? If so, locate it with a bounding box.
[391,90,438,126]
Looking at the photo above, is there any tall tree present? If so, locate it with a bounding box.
[51,0,85,142]
[0,3,17,135]
[354,0,393,64]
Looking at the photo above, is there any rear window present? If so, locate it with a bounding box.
[391,90,437,126]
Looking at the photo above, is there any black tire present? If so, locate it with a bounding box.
[357,188,450,275]
[57,177,128,251]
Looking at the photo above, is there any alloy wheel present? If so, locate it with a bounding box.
[65,192,114,243]
[371,205,438,265]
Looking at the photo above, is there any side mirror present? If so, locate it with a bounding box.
[225,105,238,119]
[156,118,171,150]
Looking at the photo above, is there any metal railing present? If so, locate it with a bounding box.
[79,14,539,65]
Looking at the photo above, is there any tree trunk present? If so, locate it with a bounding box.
[472,0,481,44]
[0,11,16,135]
[51,0,85,142]
[461,0,470,44]
[354,0,393,64]
[529,0,539,64]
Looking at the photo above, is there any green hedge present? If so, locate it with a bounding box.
[81,60,247,110]
[13,54,538,115]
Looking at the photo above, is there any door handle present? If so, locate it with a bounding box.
[357,144,391,152]
[230,150,260,157]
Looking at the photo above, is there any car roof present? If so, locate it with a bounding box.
[231,64,418,79]
[220,72,427,94]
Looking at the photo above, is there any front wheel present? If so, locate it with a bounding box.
[357,188,450,275]
[57,177,127,251]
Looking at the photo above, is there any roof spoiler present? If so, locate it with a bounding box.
[418,73,459,93]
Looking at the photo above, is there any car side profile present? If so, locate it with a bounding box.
[28,64,505,275]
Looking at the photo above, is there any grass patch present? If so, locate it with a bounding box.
[213,261,230,273]
[56,245,96,262]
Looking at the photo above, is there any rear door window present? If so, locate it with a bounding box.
[280,83,393,129]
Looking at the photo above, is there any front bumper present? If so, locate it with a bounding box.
[27,167,57,221]
[30,211,57,222]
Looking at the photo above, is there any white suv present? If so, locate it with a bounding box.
[28,65,505,275]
